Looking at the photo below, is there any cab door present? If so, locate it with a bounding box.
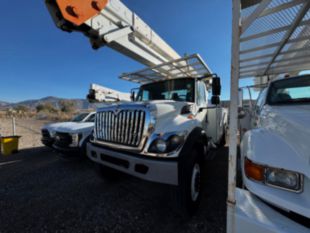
[195,81,209,132]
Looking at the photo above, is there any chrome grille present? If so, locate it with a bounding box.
[95,109,146,148]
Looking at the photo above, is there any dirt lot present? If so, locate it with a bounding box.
[0,118,49,149]
[0,144,228,233]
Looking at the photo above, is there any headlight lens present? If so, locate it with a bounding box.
[265,168,301,191]
[70,133,81,147]
[50,130,56,138]
[148,132,186,154]
[155,139,167,153]
[245,158,303,192]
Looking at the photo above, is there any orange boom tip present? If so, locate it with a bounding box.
[56,0,109,26]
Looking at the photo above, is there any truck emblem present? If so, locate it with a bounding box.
[113,108,121,116]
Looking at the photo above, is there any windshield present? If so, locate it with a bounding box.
[85,114,95,122]
[136,78,195,102]
[267,75,310,105]
[71,113,89,122]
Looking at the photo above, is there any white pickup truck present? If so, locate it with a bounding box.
[87,57,228,215]
[41,112,95,156]
[238,75,310,232]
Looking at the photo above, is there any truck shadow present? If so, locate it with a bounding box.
[0,145,228,233]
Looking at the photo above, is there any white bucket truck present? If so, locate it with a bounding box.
[228,0,310,232]
[238,75,310,231]
[88,56,227,215]
[45,0,227,214]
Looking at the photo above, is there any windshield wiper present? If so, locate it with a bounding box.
[272,98,310,105]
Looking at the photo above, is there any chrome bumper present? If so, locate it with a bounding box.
[87,143,178,185]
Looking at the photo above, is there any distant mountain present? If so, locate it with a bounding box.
[1,96,96,110]
[0,101,10,107]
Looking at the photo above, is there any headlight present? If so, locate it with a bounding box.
[245,158,303,193]
[70,133,81,147]
[50,130,56,138]
[148,132,186,154]
[265,168,302,192]
[155,139,167,153]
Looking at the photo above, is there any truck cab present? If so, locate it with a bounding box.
[87,55,227,215]
[239,75,310,231]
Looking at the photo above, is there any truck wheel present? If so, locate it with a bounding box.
[172,149,204,217]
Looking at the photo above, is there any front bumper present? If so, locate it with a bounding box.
[87,143,178,185]
[232,188,309,233]
[53,144,80,154]
[41,137,54,147]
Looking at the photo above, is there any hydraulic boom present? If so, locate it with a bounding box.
[45,0,181,67]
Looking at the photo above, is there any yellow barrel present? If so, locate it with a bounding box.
[0,136,21,156]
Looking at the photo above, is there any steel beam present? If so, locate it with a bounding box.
[240,35,310,54]
[240,62,310,78]
[227,1,241,233]
[240,40,310,62]
[240,19,310,42]
[263,1,310,75]
[241,0,272,34]
[259,0,307,18]
[240,52,310,69]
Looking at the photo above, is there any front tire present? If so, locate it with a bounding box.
[172,149,204,217]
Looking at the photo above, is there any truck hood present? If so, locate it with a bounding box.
[43,122,94,133]
[105,100,191,118]
[100,100,196,133]
[147,100,189,118]
[261,105,310,174]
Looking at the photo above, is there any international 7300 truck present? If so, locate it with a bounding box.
[45,0,227,215]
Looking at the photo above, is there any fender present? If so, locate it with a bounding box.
[178,127,208,161]
[241,128,310,218]
[241,128,310,178]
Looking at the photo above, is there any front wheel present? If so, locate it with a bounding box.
[171,149,204,217]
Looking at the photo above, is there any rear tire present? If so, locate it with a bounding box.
[171,149,204,217]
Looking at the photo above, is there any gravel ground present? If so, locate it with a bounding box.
[0,147,227,233]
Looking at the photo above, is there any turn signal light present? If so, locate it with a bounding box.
[244,158,265,182]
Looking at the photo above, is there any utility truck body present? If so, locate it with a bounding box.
[237,75,310,232]
[87,56,227,214]
[228,1,310,232]
[45,0,227,215]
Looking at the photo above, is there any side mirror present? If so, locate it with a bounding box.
[211,76,221,105]
[212,77,221,96]
[130,92,135,101]
[130,88,139,101]
[211,96,220,105]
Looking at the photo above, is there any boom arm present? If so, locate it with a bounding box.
[45,0,181,67]
[87,83,130,103]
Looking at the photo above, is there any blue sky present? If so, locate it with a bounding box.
[1,0,234,103]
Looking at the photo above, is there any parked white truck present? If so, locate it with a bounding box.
[41,112,96,156]
[237,75,310,231]
[45,0,227,215]
[87,57,227,214]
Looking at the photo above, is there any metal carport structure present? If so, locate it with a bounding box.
[227,0,310,232]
